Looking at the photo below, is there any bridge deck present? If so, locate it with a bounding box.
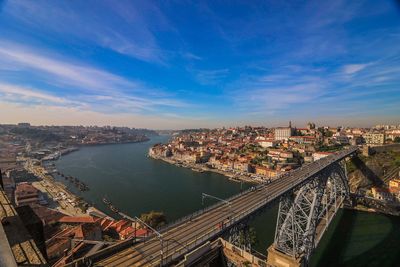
[70,146,357,267]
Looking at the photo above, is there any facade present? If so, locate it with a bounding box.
[389,179,400,201]
[255,166,278,179]
[371,187,392,201]
[15,182,40,206]
[274,127,293,141]
[363,132,385,145]
[312,152,333,161]
[258,139,278,148]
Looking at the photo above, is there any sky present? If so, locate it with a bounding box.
[0,0,399,129]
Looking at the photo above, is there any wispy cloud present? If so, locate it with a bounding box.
[342,63,371,75]
[0,42,140,93]
[0,42,191,114]
[192,68,229,85]
[182,52,203,61]
[231,79,326,115]
[3,1,174,64]
[0,83,68,104]
[229,53,400,118]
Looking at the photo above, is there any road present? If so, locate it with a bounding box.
[70,146,358,267]
[24,159,87,216]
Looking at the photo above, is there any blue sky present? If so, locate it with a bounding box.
[0,0,399,129]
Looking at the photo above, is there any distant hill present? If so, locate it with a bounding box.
[130,128,159,136]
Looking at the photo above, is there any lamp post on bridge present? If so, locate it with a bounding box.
[201,193,231,208]
[133,216,164,267]
[118,211,164,266]
[201,193,235,227]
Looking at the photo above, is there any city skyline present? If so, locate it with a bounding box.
[0,1,400,129]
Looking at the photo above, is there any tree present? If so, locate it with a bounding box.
[237,227,258,249]
[139,211,167,228]
[394,137,400,143]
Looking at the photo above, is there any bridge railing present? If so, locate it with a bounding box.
[156,185,260,234]
[164,192,277,265]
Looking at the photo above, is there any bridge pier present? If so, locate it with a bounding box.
[266,246,305,267]
[267,161,349,267]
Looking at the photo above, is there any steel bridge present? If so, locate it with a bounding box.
[68,146,358,267]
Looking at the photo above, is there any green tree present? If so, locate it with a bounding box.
[395,156,400,167]
[238,227,258,248]
[394,137,400,143]
[139,211,167,228]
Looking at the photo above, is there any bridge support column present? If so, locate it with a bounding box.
[267,162,349,267]
[266,246,305,267]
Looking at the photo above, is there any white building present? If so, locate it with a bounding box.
[258,139,279,148]
[312,152,333,161]
[363,132,385,145]
[274,122,293,141]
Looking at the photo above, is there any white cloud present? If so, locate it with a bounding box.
[0,42,190,113]
[4,1,170,64]
[259,75,288,83]
[342,63,370,75]
[192,68,229,85]
[0,83,67,104]
[0,43,139,93]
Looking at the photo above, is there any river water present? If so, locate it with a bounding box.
[55,135,400,266]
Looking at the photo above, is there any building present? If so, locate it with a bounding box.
[0,188,47,265]
[363,132,385,145]
[15,182,40,206]
[371,187,392,201]
[8,168,38,184]
[274,128,292,141]
[389,179,400,192]
[389,179,400,201]
[274,121,293,141]
[258,139,278,148]
[255,166,278,179]
[334,135,349,145]
[312,152,333,161]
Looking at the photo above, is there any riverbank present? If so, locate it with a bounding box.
[149,154,260,184]
[79,137,150,147]
[42,138,151,161]
[347,203,400,216]
[26,163,89,217]
[30,139,154,217]
[54,136,249,221]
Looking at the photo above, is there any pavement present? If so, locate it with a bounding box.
[26,161,88,217]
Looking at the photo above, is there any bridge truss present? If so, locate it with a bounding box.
[273,160,349,263]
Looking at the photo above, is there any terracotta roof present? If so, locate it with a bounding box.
[59,216,97,224]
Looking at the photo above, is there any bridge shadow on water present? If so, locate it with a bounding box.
[310,209,400,267]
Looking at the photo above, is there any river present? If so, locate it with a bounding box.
[54,135,400,266]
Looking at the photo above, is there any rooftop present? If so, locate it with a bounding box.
[0,188,47,266]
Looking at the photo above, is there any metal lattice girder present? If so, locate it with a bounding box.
[273,161,349,261]
[227,223,252,252]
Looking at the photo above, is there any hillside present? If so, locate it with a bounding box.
[347,147,400,192]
